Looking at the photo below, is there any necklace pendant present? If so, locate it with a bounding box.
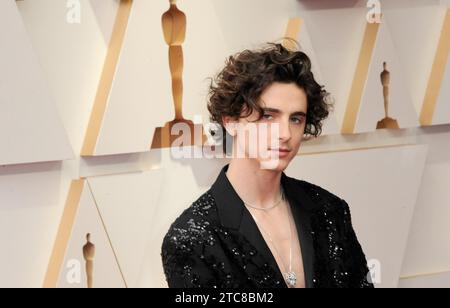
[285,272,297,287]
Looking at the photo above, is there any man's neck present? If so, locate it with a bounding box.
[226,159,283,209]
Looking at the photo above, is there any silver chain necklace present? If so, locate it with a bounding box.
[242,187,284,211]
[245,190,298,288]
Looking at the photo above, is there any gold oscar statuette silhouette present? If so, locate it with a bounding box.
[151,0,206,149]
[83,233,95,288]
[377,62,399,130]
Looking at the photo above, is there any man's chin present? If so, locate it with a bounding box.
[259,158,289,172]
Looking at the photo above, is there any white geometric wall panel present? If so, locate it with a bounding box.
[355,18,420,133]
[56,181,125,288]
[91,0,174,156]
[0,162,66,288]
[300,8,369,129]
[17,0,119,154]
[89,0,120,43]
[181,0,233,123]
[284,17,340,136]
[211,0,298,54]
[88,0,261,156]
[434,52,450,125]
[87,168,164,287]
[401,130,450,278]
[384,6,448,119]
[0,0,73,165]
[286,145,429,288]
[399,271,450,288]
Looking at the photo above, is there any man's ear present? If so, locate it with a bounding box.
[222,116,238,137]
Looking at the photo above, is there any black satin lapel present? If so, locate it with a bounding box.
[211,165,287,287]
[289,197,315,288]
[282,174,316,289]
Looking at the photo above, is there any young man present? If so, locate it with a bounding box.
[161,43,373,288]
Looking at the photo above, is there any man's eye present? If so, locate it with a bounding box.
[262,114,274,120]
[291,117,303,124]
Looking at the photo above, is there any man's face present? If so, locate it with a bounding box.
[226,82,308,172]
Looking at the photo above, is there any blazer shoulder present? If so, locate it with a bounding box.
[290,177,348,211]
[161,191,223,287]
[292,177,343,201]
[162,190,219,255]
[293,178,356,228]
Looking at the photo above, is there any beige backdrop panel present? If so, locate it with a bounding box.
[399,271,450,288]
[57,182,125,288]
[93,0,174,156]
[16,0,118,155]
[88,169,164,287]
[433,51,450,125]
[0,0,73,165]
[284,17,340,136]
[384,6,447,115]
[0,163,65,288]
[401,129,450,277]
[355,20,419,133]
[301,8,369,127]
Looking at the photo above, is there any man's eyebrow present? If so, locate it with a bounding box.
[292,111,307,117]
[262,107,307,117]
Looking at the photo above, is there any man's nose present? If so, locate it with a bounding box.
[278,118,292,142]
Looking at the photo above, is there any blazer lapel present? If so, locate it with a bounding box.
[238,205,287,286]
[210,164,316,288]
[210,165,286,287]
[281,173,316,288]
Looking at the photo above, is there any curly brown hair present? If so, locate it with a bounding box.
[207,42,332,151]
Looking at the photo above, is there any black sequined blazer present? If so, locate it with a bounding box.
[161,165,373,288]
